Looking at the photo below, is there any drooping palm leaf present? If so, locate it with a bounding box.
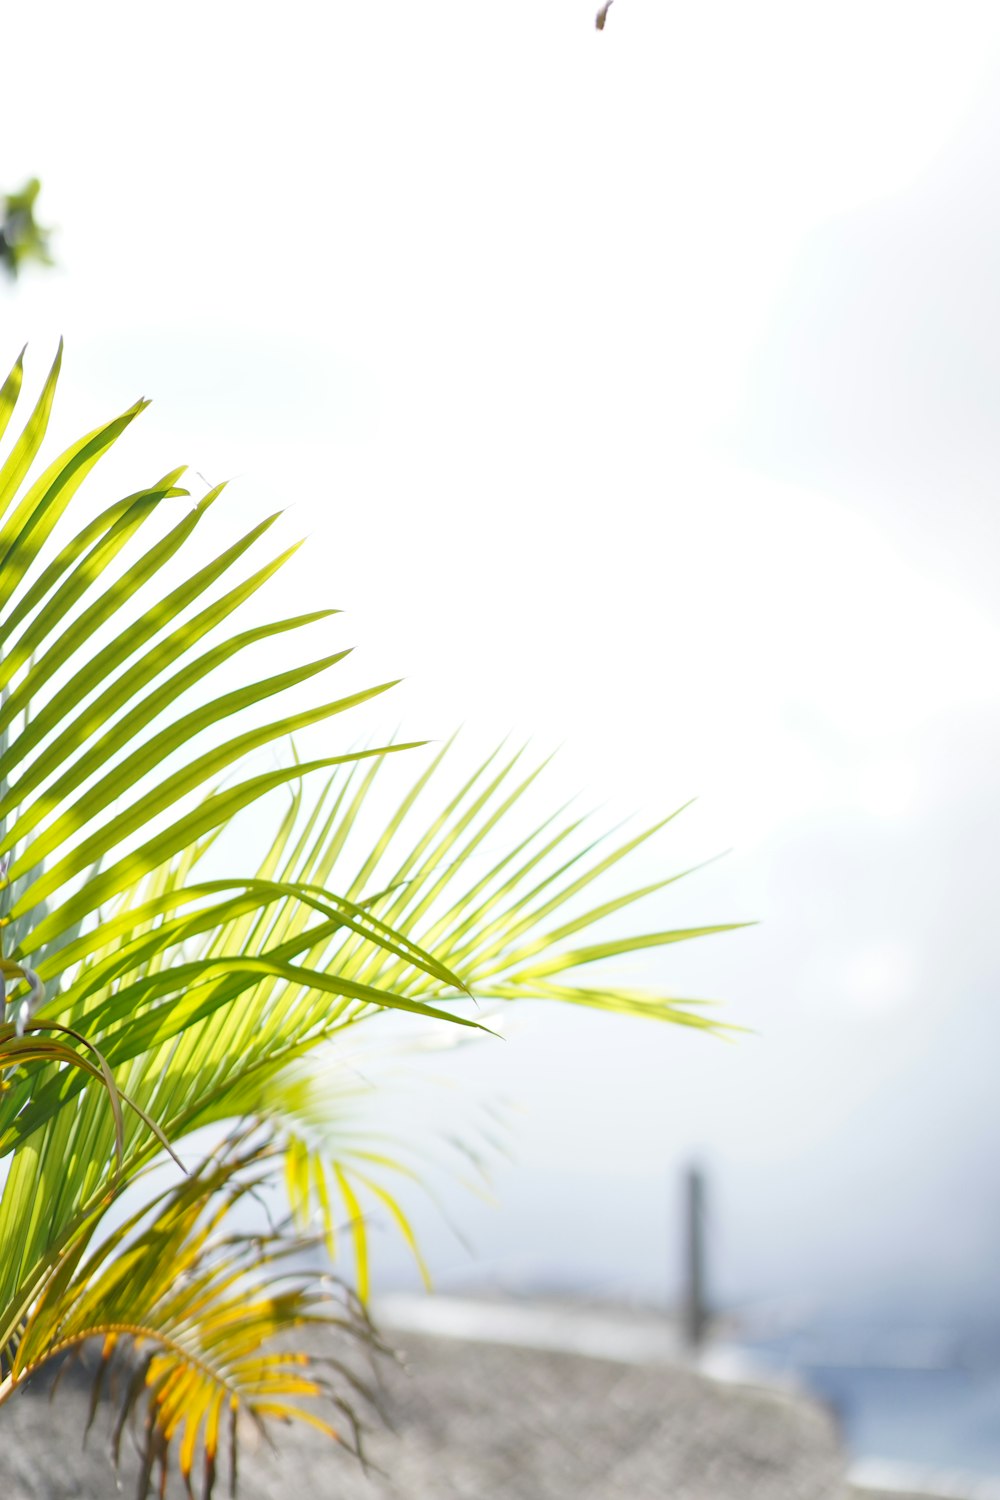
[5,1132,381,1500]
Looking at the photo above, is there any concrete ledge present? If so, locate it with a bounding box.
[848,1457,1000,1500]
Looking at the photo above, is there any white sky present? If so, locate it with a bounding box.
[5,0,1000,1313]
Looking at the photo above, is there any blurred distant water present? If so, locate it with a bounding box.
[740,1315,1000,1478]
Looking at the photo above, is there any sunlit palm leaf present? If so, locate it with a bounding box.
[220,740,746,1291]
[0,347,422,982]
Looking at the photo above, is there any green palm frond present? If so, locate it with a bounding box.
[0,345,439,986]
[217,739,746,1294]
[0,347,745,1493]
[219,737,745,1030]
[0,346,470,1372]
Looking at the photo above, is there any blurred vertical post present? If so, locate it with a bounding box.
[681,1164,708,1349]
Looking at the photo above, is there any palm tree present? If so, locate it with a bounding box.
[0,345,741,1497]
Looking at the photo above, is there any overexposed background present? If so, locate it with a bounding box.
[5,0,1000,1320]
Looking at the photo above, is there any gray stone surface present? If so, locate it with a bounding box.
[0,1326,852,1500]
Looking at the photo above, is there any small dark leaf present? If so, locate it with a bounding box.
[0,179,54,280]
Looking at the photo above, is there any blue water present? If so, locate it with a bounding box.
[741,1322,1000,1478]
[806,1365,1000,1474]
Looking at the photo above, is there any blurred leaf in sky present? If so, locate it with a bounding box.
[0,179,53,280]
